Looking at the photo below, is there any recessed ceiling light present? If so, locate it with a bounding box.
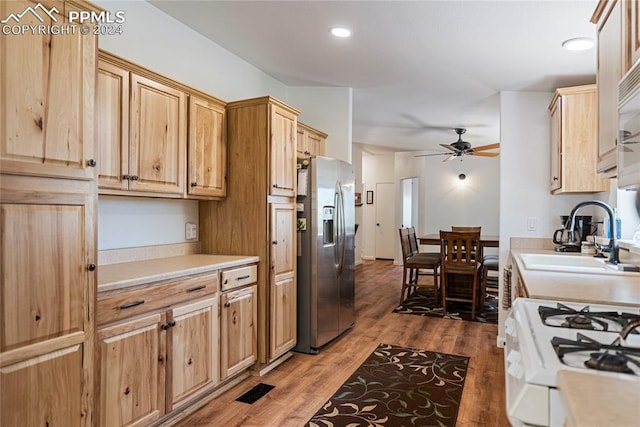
[330,27,351,38]
[562,37,594,51]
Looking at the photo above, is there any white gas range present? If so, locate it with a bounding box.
[505,298,640,426]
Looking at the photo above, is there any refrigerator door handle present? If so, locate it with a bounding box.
[335,181,346,277]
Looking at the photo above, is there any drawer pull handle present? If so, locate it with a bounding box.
[120,300,145,310]
[237,275,250,280]
[187,285,207,293]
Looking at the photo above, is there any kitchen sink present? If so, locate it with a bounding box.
[519,253,638,276]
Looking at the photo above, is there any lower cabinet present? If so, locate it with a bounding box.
[220,285,258,380]
[97,294,219,427]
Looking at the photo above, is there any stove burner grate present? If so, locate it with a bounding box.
[551,333,640,375]
[539,303,640,332]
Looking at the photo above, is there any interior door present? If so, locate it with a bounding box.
[375,182,395,259]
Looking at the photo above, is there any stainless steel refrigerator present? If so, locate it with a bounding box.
[294,156,355,354]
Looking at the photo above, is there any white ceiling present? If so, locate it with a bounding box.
[149,0,598,153]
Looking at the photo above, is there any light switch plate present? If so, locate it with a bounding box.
[527,217,537,231]
[185,222,197,240]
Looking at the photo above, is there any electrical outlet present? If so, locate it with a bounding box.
[527,217,537,231]
[185,222,197,240]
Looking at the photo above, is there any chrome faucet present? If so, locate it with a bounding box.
[566,200,619,265]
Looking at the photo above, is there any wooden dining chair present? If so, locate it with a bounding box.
[439,230,481,319]
[398,227,440,304]
[451,226,482,233]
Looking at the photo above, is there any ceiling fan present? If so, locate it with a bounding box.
[414,128,500,161]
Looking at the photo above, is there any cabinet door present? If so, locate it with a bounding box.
[307,129,326,157]
[187,96,226,198]
[628,0,640,69]
[130,74,187,194]
[97,313,166,427]
[270,105,297,196]
[0,0,96,180]
[1,202,89,352]
[550,97,562,192]
[596,0,623,174]
[169,296,219,410]
[97,60,130,191]
[269,202,296,360]
[296,127,308,158]
[1,343,83,427]
[220,286,258,380]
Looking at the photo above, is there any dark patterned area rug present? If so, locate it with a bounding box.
[393,289,498,324]
[306,343,469,427]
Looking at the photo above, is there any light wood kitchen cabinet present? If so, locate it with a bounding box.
[0,0,98,181]
[97,312,166,427]
[269,202,297,359]
[96,274,219,426]
[548,85,609,194]
[187,96,227,199]
[0,1,98,422]
[270,103,298,197]
[592,0,625,176]
[629,0,640,67]
[220,285,258,380]
[297,122,328,158]
[98,54,188,195]
[200,96,299,367]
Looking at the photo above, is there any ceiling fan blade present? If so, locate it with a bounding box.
[442,154,458,162]
[414,152,451,158]
[471,142,500,152]
[471,151,500,157]
[439,143,459,152]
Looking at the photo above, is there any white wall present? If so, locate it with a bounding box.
[94,1,354,250]
[288,87,353,163]
[353,144,364,264]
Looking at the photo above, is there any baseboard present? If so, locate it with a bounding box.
[252,352,294,376]
[362,255,375,261]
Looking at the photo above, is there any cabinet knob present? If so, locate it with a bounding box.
[191,182,197,187]
[131,175,139,181]
[187,357,193,365]
[87,263,96,271]
[553,176,558,181]
[161,323,170,330]
[224,302,230,308]
[123,174,131,180]
[169,320,176,327]
[123,387,130,395]
[272,240,278,245]
[87,159,96,167]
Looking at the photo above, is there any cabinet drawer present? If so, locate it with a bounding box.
[221,265,257,291]
[97,273,218,325]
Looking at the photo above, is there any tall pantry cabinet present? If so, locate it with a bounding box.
[0,1,99,426]
[200,96,298,367]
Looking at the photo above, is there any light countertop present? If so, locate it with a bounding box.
[511,248,640,307]
[557,370,640,427]
[98,254,259,292]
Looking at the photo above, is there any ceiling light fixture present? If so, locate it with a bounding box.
[458,173,466,181]
[562,37,594,51]
[330,27,351,38]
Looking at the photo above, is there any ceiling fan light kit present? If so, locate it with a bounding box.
[414,127,500,161]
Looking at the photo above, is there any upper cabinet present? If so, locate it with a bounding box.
[96,51,226,200]
[549,85,609,194]
[629,1,640,66]
[270,103,298,197]
[592,0,625,177]
[0,0,97,181]
[187,96,227,199]
[297,122,328,159]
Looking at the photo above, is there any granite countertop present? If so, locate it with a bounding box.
[511,248,640,307]
[98,254,259,292]
[557,370,640,427]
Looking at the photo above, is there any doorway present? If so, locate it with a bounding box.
[375,182,395,259]
[401,177,419,228]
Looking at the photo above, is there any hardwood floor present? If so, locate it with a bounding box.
[176,260,510,426]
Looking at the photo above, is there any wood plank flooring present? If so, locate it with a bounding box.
[176,260,510,426]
